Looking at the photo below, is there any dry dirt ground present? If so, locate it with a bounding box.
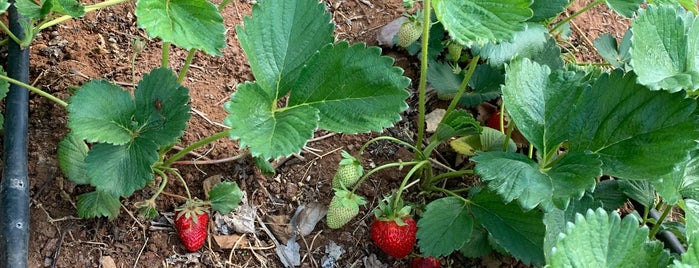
[0,0,628,267]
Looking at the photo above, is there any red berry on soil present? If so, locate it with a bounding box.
[411,256,441,268]
[174,206,209,252]
[485,109,508,132]
[370,217,418,258]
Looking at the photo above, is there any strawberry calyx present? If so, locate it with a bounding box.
[175,199,209,224]
[373,193,411,225]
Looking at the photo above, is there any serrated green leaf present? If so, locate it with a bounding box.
[686,199,699,238]
[133,67,191,147]
[51,0,84,17]
[471,189,545,266]
[655,149,699,204]
[569,70,698,179]
[0,0,9,14]
[433,109,481,142]
[473,24,563,69]
[57,133,90,185]
[676,233,699,266]
[85,140,158,196]
[503,58,586,158]
[416,197,472,257]
[253,156,276,176]
[429,61,502,108]
[605,0,643,17]
[224,82,319,159]
[288,42,410,133]
[450,127,517,156]
[631,5,699,92]
[529,0,568,22]
[209,182,243,215]
[236,0,334,97]
[136,0,225,56]
[433,0,533,46]
[543,195,602,262]
[67,80,136,145]
[619,180,656,208]
[549,208,668,268]
[15,0,50,20]
[459,226,492,258]
[473,151,601,211]
[594,33,627,69]
[592,180,628,211]
[77,190,121,220]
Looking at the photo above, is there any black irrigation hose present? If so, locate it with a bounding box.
[631,200,686,255]
[1,0,30,266]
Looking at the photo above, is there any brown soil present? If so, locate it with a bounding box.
[0,0,628,267]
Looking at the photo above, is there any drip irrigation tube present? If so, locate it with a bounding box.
[1,0,30,266]
[631,200,686,255]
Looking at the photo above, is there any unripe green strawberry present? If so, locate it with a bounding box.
[331,151,363,189]
[397,20,422,47]
[326,189,366,229]
[447,41,462,62]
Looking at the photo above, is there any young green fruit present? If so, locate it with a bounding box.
[446,41,462,62]
[371,216,418,258]
[397,20,422,47]
[326,189,366,229]
[174,201,209,252]
[331,151,363,189]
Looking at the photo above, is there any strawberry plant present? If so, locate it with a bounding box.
[323,0,699,267]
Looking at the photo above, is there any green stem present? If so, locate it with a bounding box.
[162,42,171,67]
[162,129,230,167]
[432,186,471,203]
[649,202,671,238]
[429,169,473,184]
[0,22,22,45]
[443,55,480,117]
[150,169,170,202]
[358,136,424,160]
[168,168,192,200]
[551,0,603,33]
[415,0,433,155]
[350,161,423,195]
[178,49,197,83]
[0,74,68,107]
[218,0,233,10]
[392,161,430,211]
[39,0,134,30]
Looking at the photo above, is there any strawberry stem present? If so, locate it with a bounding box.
[358,136,425,160]
[392,160,429,212]
[163,129,230,166]
[169,167,192,200]
[149,168,170,203]
[414,0,433,155]
[350,160,423,195]
[178,48,197,83]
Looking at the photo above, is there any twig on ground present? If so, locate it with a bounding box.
[121,204,146,230]
[133,237,149,268]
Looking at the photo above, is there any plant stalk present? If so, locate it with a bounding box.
[178,49,197,83]
[392,161,430,211]
[551,0,603,34]
[429,169,473,184]
[0,74,68,107]
[648,202,671,238]
[350,161,423,195]
[39,0,134,30]
[443,55,480,117]
[149,169,169,203]
[162,129,230,166]
[415,0,432,155]
[161,42,171,67]
[169,168,192,200]
[0,22,22,45]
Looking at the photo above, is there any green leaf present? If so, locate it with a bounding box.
[429,61,502,108]
[549,208,668,268]
[679,199,699,266]
[253,156,276,176]
[236,0,334,97]
[594,30,632,69]
[543,195,602,262]
[473,151,601,210]
[0,0,9,14]
[677,233,699,266]
[57,133,90,185]
[592,180,628,211]
[416,197,473,257]
[51,0,84,17]
[15,0,52,20]
[85,139,158,196]
[619,180,656,208]
[529,0,569,22]
[631,5,699,92]
[459,226,492,258]
[503,58,586,158]
[0,66,8,127]
[471,189,545,266]
[67,80,136,145]
[136,0,225,56]
[433,109,481,143]
[655,149,699,204]
[224,82,318,159]
[133,67,191,147]
[77,190,121,220]
[473,24,563,69]
[451,127,517,156]
[605,0,643,18]
[433,0,533,46]
[288,42,410,133]
[569,70,698,179]
[208,182,243,215]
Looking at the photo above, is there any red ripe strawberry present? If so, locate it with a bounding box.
[371,216,417,258]
[485,109,508,132]
[174,202,209,252]
[411,256,441,268]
